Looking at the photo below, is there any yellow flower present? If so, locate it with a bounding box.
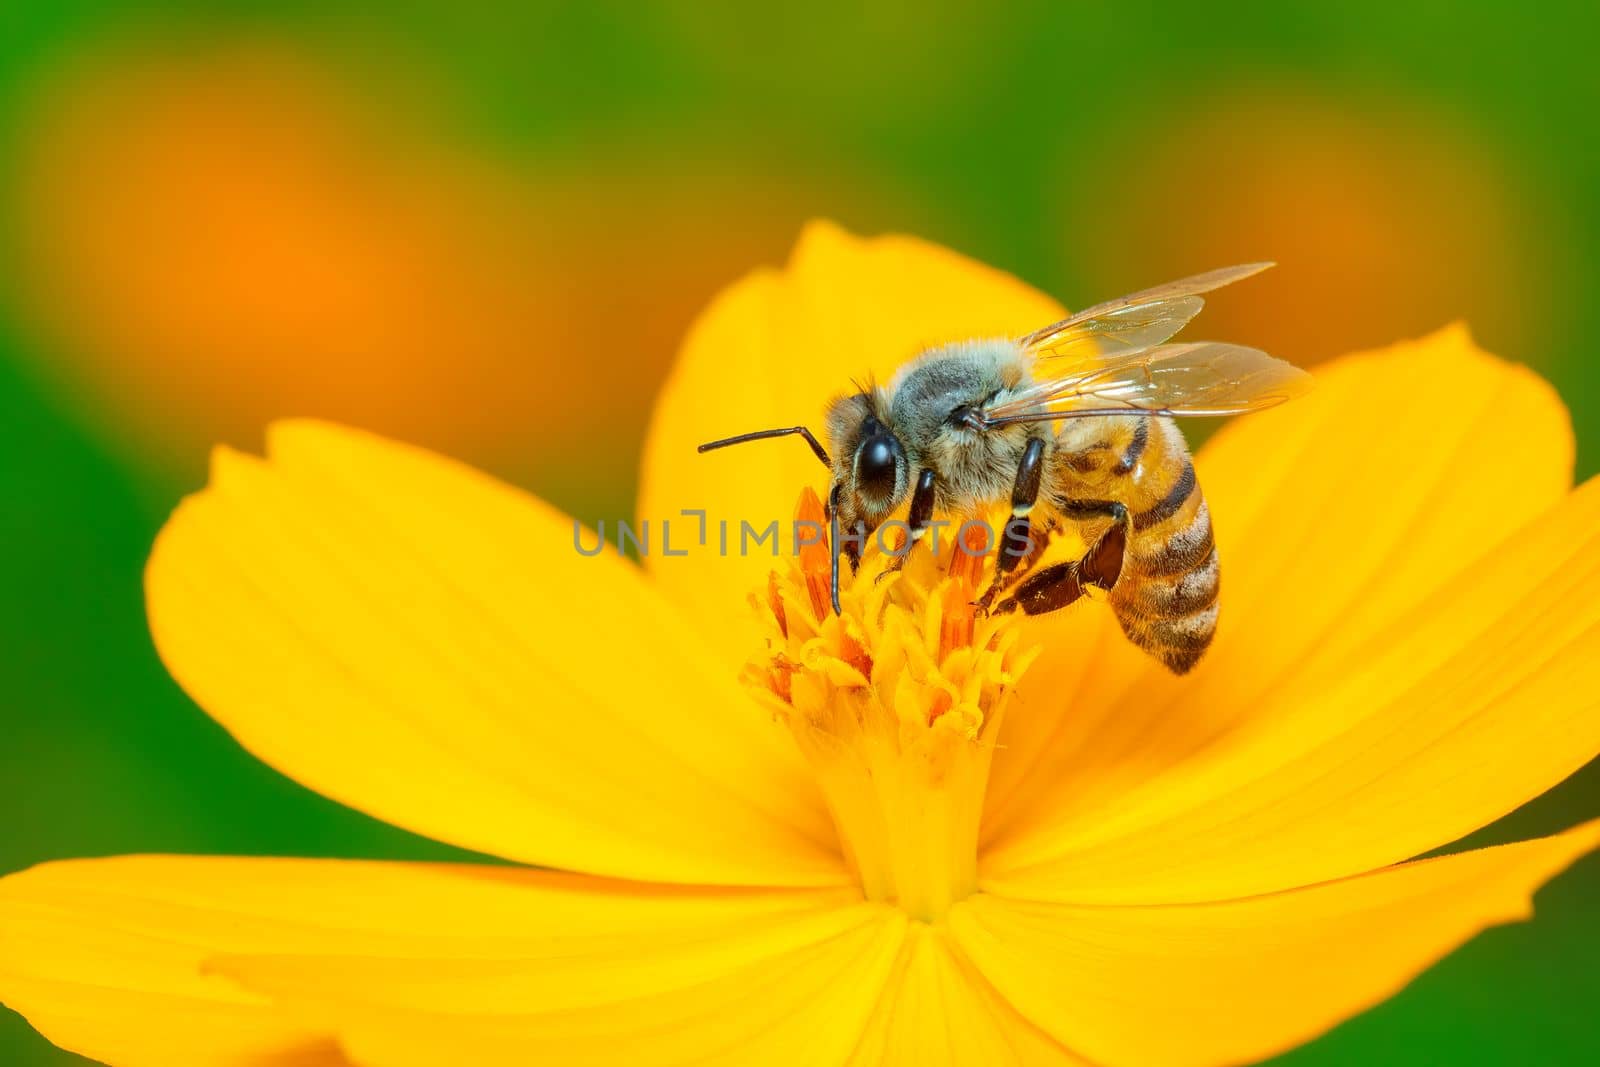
[3,222,1598,1066]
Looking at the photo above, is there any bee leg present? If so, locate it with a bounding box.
[876,468,937,583]
[976,439,1046,610]
[993,502,1128,617]
[1078,504,1128,590]
[1060,498,1129,592]
[992,561,1083,616]
[978,518,1058,599]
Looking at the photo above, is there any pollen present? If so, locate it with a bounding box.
[744,489,1039,920]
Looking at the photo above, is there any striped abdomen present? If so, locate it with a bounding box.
[1087,417,1218,673]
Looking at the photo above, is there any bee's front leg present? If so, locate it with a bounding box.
[876,468,937,583]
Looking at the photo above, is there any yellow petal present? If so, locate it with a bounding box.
[0,855,873,1066]
[279,916,905,1067]
[984,327,1583,895]
[216,886,904,1067]
[985,465,1600,901]
[847,924,1084,1067]
[0,977,343,1067]
[638,221,1063,664]
[146,419,843,885]
[952,821,1600,1067]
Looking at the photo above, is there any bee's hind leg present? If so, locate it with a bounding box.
[876,468,937,583]
[975,439,1047,610]
[993,502,1128,617]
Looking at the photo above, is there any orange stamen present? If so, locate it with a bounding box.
[939,576,976,660]
[766,571,788,638]
[946,520,991,587]
[794,487,831,621]
[840,628,874,678]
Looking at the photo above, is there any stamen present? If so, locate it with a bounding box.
[938,577,976,662]
[795,489,832,621]
[745,490,1039,921]
[765,572,788,639]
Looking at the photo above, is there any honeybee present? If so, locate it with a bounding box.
[699,263,1310,673]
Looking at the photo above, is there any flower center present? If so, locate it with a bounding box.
[743,490,1038,921]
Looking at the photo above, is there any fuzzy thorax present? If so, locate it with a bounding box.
[744,490,1038,920]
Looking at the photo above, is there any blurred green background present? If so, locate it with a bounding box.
[2,3,1596,1064]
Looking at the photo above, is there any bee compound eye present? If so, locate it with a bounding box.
[856,434,900,496]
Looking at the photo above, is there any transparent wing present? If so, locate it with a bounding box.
[1018,262,1274,367]
[980,342,1313,424]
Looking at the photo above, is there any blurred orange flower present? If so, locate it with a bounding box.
[1075,88,1558,369]
[7,37,848,487]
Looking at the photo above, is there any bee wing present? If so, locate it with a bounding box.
[1018,262,1274,365]
[980,341,1313,424]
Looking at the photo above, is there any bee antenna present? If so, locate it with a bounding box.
[697,426,830,467]
[828,482,844,615]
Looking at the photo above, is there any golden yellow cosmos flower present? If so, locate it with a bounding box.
[2,222,1598,1067]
